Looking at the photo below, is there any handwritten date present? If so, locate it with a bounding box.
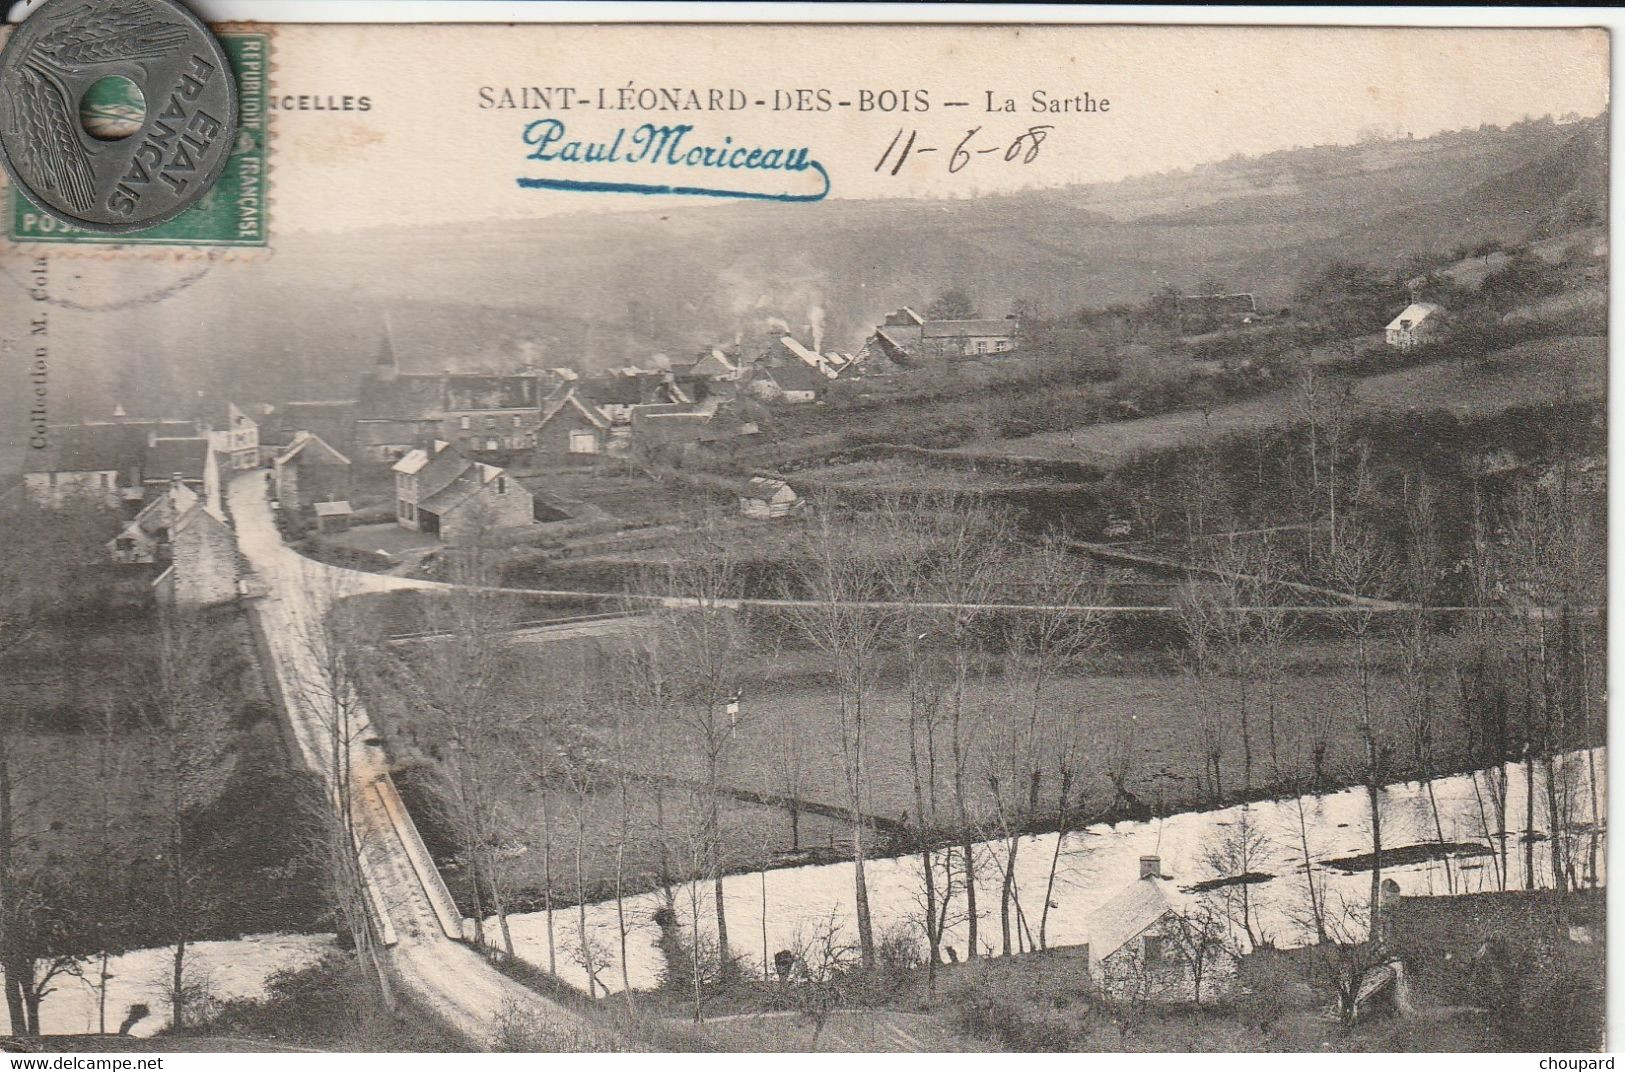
[874,125,1054,177]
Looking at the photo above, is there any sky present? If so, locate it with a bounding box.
[249,23,1610,232]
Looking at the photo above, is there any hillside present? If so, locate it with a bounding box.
[0,114,1605,467]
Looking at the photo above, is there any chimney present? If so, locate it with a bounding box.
[1139,855,1161,880]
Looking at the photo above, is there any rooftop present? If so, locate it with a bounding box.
[1083,877,1178,962]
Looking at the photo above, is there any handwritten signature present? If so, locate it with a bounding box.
[517,119,830,202]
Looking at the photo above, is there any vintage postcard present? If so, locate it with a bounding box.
[0,13,1609,1056]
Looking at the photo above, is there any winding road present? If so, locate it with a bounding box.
[229,472,616,1050]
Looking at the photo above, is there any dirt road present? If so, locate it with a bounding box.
[229,473,616,1050]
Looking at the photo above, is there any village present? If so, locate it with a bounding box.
[0,277,1487,615]
[14,302,1032,601]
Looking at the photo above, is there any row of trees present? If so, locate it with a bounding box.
[0,495,328,1036]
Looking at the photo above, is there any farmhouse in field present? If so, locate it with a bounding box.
[1085,856,1236,1004]
[1177,293,1258,334]
[392,440,534,543]
[1385,301,1444,351]
[739,476,801,519]
[861,307,1020,363]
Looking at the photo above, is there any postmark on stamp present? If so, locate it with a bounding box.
[7,31,268,247]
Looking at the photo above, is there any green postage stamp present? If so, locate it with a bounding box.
[7,32,268,247]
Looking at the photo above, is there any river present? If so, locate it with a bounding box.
[494,748,1605,995]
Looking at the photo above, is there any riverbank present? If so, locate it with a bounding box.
[486,749,1605,997]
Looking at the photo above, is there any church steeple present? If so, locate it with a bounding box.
[376,312,399,382]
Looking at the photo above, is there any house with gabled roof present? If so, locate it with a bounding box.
[533,385,613,456]
[273,431,353,509]
[739,476,801,519]
[24,416,221,514]
[1385,301,1444,351]
[747,361,827,404]
[1085,856,1236,1004]
[685,348,741,381]
[142,435,221,515]
[860,306,1021,363]
[114,474,239,608]
[23,425,133,509]
[391,441,534,542]
[354,329,552,461]
[109,478,200,565]
[152,500,238,609]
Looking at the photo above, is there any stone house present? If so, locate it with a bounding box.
[273,431,353,509]
[533,386,612,456]
[861,307,1021,362]
[683,348,741,381]
[354,339,550,461]
[1086,856,1237,1004]
[1085,851,1235,1007]
[23,427,129,510]
[392,440,533,542]
[141,435,222,515]
[118,478,239,609]
[257,400,357,463]
[748,362,826,404]
[108,478,199,564]
[152,503,238,608]
[22,419,185,510]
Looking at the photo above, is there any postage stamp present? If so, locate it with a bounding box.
[6,30,268,246]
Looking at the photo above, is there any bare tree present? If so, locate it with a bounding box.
[1303,889,1392,1028]
[1175,584,1226,806]
[142,611,235,1030]
[885,496,1008,961]
[85,702,132,1033]
[0,497,114,1033]
[284,570,389,995]
[783,509,892,968]
[1168,903,1231,1005]
[992,533,1106,955]
[1321,504,1397,941]
[651,547,751,979]
[381,579,523,958]
[1397,475,1452,892]
[1201,804,1273,951]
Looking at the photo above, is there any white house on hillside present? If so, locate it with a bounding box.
[1385,302,1443,351]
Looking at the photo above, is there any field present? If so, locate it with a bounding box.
[359,612,1499,911]
[959,335,1605,463]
